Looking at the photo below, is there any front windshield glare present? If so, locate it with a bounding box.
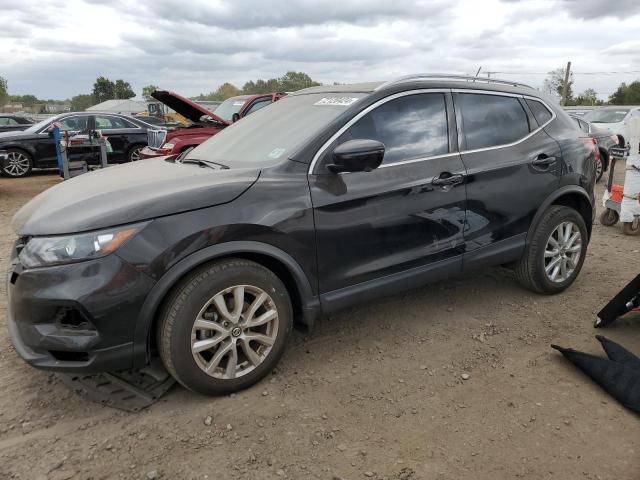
[187,93,367,166]
[583,109,630,123]
[214,97,247,121]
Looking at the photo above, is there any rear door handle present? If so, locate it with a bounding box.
[431,173,464,187]
[531,155,557,167]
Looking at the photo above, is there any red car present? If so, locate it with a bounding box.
[140,91,285,159]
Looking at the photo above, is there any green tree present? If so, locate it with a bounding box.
[92,76,115,103]
[277,71,320,92]
[571,88,602,106]
[242,78,280,94]
[214,82,241,100]
[142,85,159,102]
[70,94,94,111]
[543,67,574,101]
[609,80,640,105]
[114,79,135,99]
[8,94,39,107]
[0,75,8,107]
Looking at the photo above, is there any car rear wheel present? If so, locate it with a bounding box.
[157,259,293,395]
[514,206,588,294]
[127,145,144,162]
[595,153,604,182]
[1,149,33,177]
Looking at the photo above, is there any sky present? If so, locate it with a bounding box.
[1,0,640,101]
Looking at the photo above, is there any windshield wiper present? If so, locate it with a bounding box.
[180,158,229,169]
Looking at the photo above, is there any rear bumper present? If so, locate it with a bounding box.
[6,252,155,373]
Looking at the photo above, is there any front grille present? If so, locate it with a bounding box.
[147,129,167,149]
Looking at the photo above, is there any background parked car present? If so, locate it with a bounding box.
[571,114,621,181]
[0,112,154,177]
[0,114,34,133]
[140,91,286,159]
[582,106,640,149]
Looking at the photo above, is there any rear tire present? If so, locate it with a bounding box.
[514,206,588,294]
[127,144,144,162]
[157,259,292,395]
[599,208,619,227]
[622,218,640,236]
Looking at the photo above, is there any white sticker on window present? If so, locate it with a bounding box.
[233,101,245,106]
[268,148,286,159]
[314,97,360,106]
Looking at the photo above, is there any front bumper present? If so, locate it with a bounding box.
[6,247,155,373]
[140,146,171,159]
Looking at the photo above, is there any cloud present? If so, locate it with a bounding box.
[0,0,638,101]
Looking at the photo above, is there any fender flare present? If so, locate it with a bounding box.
[131,241,319,367]
[526,185,594,246]
[2,143,37,160]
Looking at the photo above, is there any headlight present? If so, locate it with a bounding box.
[161,143,175,150]
[19,223,146,268]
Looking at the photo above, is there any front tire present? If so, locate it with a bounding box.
[514,206,588,294]
[1,149,33,177]
[158,259,293,395]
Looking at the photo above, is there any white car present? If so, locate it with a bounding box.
[582,106,640,147]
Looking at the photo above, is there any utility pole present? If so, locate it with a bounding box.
[561,61,572,106]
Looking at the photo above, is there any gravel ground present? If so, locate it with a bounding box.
[0,170,638,480]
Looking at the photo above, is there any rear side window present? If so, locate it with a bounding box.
[245,99,272,116]
[335,93,449,165]
[457,93,530,150]
[525,99,553,126]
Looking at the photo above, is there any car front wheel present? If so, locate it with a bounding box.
[514,205,588,294]
[1,149,33,177]
[158,259,292,395]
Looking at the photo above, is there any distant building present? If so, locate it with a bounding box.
[3,103,24,113]
[45,104,71,114]
[86,99,146,115]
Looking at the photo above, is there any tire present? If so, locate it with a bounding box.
[127,144,144,162]
[595,152,605,182]
[599,208,619,227]
[1,148,33,177]
[157,258,293,395]
[514,206,588,294]
[622,218,640,236]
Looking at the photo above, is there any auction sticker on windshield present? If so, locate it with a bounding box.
[314,97,360,106]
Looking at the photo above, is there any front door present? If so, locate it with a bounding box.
[309,91,467,295]
[35,114,92,166]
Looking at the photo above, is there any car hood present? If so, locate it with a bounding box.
[151,90,230,126]
[0,130,41,142]
[13,158,259,236]
[166,126,222,141]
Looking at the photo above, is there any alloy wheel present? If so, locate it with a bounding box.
[130,147,142,161]
[595,158,603,179]
[4,151,30,176]
[190,285,279,380]
[544,221,582,283]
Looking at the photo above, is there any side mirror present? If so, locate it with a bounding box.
[232,112,241,123]
[327,139,385,173]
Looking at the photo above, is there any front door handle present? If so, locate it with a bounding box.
[531,154,557,168]
[431,173,464,187]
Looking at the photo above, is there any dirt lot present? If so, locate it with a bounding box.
[0,171,638,480]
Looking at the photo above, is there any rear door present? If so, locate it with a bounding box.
[94,114,145,161]
[453,91,561,266]
[309,91,467,294]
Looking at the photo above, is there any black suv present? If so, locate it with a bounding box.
[7,75,596,395]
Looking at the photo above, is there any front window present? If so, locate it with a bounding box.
[214,97,249,122]
[186,93,368,167]
[583,109,630,123]
[332,93,449,165]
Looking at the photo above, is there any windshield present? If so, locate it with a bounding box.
[214,97,249,121]
[23,116,57,133]
[187,93,367,167]
[583,109,630,123]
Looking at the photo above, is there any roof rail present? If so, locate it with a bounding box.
[375,74,534,91]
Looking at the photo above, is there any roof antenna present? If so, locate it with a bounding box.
[474,67,482,81]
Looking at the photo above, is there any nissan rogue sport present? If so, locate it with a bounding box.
[7,75,597,395]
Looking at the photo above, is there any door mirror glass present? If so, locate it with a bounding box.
[328,139,385,173]
[232,112,241,123]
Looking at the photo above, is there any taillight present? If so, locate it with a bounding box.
[581,137,600,160]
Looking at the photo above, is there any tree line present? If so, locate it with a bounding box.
[1,69,640,113]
